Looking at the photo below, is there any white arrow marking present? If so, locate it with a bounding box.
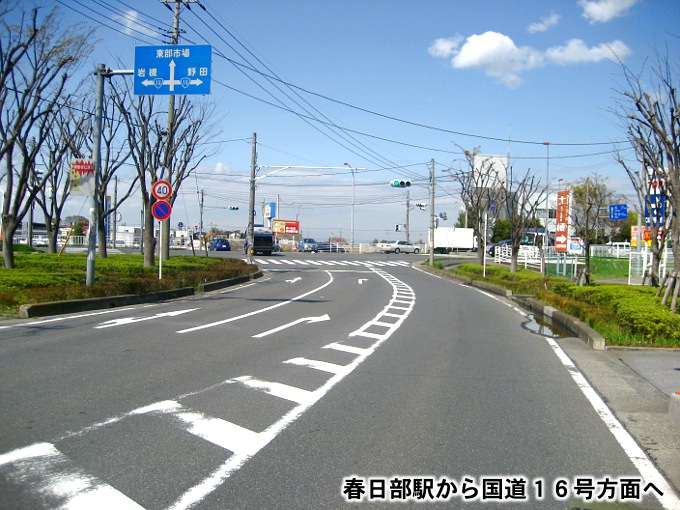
[556,235,567,243]
[252,314,330,338]
[286,277,301,283]
[358,278,368,284]
[95,308,200,329]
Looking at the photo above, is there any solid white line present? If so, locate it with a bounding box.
[233,376,315,405]
[545,338,680,510]
[418,266,680,509]
[177,271,334,334]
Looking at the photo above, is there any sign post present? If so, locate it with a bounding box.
[152,180,173,279]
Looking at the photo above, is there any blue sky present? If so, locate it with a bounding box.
[53,0,680,243]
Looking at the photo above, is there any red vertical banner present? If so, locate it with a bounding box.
[555,190,571,253]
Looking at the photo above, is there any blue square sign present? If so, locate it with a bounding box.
[134,45,211,95]
[609,204,628,220]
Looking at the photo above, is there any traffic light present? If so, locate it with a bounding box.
[228,206,239,210]
[390,180,411,187]
[395,224,400,232]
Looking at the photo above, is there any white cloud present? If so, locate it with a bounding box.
[578,0,638,23]
[528,12,561,33]
[114,10,157,38]
[429,31,631,88]
[427,36,463,58]
[450,31,543,88]
[545,38,631,64]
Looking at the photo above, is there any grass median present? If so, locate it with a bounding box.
[0,252,257,318]
[438,262,679,348]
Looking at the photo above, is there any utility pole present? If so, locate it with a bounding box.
[429,159,435,267]
[247,132,257,263]
[159,0,197,261]
[405,189,410,243]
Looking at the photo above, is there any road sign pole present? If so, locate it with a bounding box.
[159,220,163,280]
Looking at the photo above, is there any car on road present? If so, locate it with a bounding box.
[209,239,231,251]
[377,240,420,254]
[316,242,346,252]
[297,238,318,252]
[487,239,511,256]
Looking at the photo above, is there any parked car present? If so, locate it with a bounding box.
[377,240,420,254]
[209,239,231,251]
[297,238,318,252]
[316,243,346,253]
[488,239,511,256]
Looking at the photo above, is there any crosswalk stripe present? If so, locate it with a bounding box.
[0,443,145,509]
[284,357,351,375]
[233,376,315,405]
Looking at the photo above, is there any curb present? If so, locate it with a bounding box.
[18,270,264,319]
[418,262,605,350]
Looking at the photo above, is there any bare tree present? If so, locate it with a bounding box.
[570,174,615,286]
[614,51,678,267]
[72,92,137,258]
[112,78,214,267]
[0,4,93,267]
[501,168,547,273]
[447,147,505,264]
[32,101,88,252]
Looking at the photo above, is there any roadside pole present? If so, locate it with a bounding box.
[247,133,257,264]
[428,159,435,267]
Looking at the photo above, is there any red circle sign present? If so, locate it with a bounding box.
[152,180,172,200]
[152,200,172,221]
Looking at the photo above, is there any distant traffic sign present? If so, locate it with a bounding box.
[152,200,172,221]
[134,45,211,95]
[609,204,628,220]
[152,180,172,200]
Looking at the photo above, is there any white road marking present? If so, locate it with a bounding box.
[546,337,680,510]
[419,267,680,510]
[95,308,199,329]
[0,443,145,510]
[252,314,330,338]
[0,306,146,330]
[284,357,351,375]
[323,342,370,355]
[233,376,315,405]
[1,265,416,510]
[177,271,334,334]
[285,277,301,283]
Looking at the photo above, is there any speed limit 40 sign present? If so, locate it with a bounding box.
[152,180,172,200]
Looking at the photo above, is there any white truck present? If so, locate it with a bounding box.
[433,227,476,253]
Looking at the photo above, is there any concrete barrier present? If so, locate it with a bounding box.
[18,270,264,319]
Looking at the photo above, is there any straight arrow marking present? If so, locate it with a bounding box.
[252,314,330,338]
[95,308,200,329]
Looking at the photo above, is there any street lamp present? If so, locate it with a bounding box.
[344,162,355,251]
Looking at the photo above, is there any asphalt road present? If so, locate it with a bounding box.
[0,252,676,509]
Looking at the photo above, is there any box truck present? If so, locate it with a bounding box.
[433,227,476,253]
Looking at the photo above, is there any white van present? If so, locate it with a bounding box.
[607,242,631,257]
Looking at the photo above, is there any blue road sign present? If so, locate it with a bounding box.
[134,45,211,95]
[609,204,628,220]
[645,194,666,226]
[152,200,172,221]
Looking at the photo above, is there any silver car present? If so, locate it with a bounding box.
[377,240,420,254]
